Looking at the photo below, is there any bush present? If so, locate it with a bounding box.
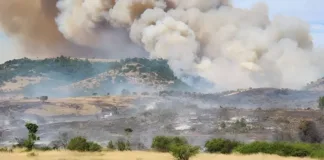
[67,137,90,151]
[116,139,131,151]
[151,136,188,152]
[88,142,102,152]
[234,141,311,157]
[67,136,102,152]
[170,144,200,160]
[318,96,324,110]
[204,138,241,154]
[107,140,115,150]
[298,120,322,143]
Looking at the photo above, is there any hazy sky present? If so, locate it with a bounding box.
[0,0,323,63]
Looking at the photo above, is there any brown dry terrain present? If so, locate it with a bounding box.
[0,151,316,160]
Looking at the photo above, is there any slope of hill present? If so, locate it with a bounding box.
[0,56,190,98]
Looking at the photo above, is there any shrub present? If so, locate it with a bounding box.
[0,147,13,152]
[107,140,115,150]
[204,138,241,154]
[88,142,102,152]
[35,146,53,151]
[67,136,102,152]
[116,139,131,151]
[298,120,322,143]
[27,152,37,157]
[170,144,200,160]
[272,129,295,142]
[67,137,90,151]
[318,96,324,110]
[151,136,188,152]
[234,141,311,157]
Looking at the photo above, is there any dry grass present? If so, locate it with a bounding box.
[14,96,135,116]
[0,151,316,160]
[0,76,44,92]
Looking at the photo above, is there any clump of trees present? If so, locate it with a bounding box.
[67,136,102,152]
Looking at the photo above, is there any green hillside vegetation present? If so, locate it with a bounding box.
[0,56,187,94]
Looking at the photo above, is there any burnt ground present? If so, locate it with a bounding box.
[1,88,324,149]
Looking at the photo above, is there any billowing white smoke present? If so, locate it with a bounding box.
[55,0,324,90]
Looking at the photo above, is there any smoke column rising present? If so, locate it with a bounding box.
[0,0,323,90]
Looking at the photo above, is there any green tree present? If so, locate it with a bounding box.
[24,123,40,151]
[318,96,324,110]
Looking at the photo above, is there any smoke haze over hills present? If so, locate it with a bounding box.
[0,0,323,90]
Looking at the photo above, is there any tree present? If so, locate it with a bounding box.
[40,96,48,103]
[170,144,200,160]
[124,128,133,137]
[298,120,322,143]
[318,96,324,110]
[24,123,40,151]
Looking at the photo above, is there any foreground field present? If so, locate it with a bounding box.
[0,151,316,160]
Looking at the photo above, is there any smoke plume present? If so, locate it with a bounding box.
[0,0,323,90]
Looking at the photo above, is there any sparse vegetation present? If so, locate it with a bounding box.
[50,132,71,149]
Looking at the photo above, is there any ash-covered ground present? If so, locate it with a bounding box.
[1,88,324,148]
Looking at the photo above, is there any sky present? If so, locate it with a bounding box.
[0,0,323,63]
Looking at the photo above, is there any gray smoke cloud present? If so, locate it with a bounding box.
[1,0,323,90]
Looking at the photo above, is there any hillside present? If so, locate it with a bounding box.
[0,57,190,98]
[304,77,324,91]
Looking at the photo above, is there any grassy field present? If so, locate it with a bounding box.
[0,151,316,160]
